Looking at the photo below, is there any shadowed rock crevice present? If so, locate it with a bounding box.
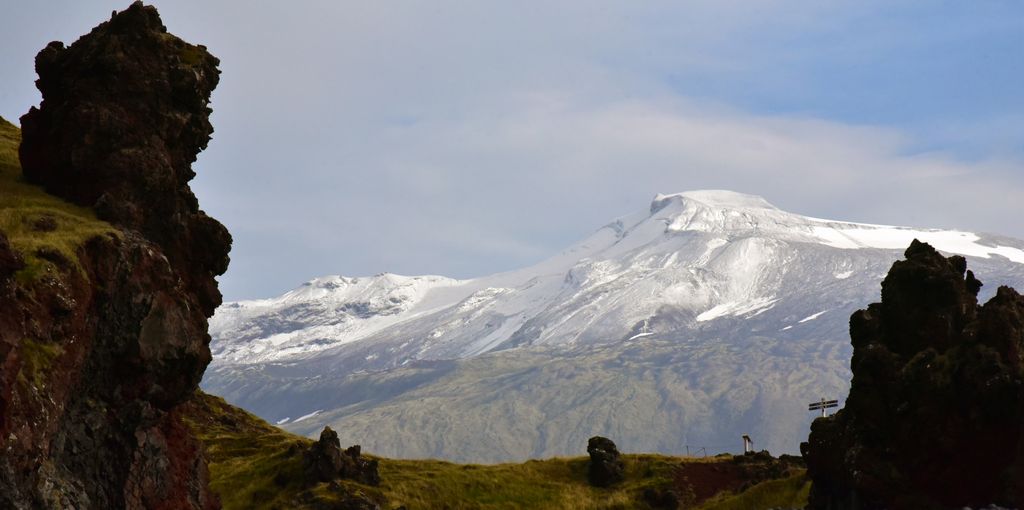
[803,239,1024,509]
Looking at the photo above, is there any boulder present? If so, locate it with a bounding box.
[304,427,381,487]
[587,436,625,487]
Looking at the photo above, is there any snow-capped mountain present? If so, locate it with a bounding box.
[203,190,1024,462]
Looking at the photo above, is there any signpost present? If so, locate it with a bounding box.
[808,397,839,417]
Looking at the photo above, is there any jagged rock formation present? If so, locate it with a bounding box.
[19,1,230,315]
[304,427,380,487]
[586,436,625,487]
[802,240,1024,509]
[0,3,230,509]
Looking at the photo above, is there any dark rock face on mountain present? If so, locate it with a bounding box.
[803,240,1024,509]
[0,3,229,509]
[587,436,625,487]
[304,427,381,487]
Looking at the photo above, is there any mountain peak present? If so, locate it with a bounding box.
[651,190,779,215]
[647,189,801,236]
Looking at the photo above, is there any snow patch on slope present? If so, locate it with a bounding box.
[291,410,323,423]
[810,225,1024,263]
[209,273,466,364]
[799,311,828,323]
[696,297,778,322]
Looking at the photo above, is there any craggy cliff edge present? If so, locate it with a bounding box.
[803,240,1024,509]
[0,3,230,508]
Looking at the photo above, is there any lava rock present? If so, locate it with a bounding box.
[305,427,347,484]
[19,0,231,317]
[587,436,625,487]
[342,445,381,486]
[304,427,381,487]
[802,240,1024,509]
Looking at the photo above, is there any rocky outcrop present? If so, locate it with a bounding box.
[0,3,229,509]
[304,427,381,487]
[586,436,625,487]
[19,1,229,317]
[802,240,1024,509]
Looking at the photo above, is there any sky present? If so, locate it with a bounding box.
[1,1,1022,300]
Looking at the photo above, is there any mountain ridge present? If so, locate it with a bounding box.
[210,190,1024,367]
[204,190,1024,462]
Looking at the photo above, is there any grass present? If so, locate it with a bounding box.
[179,43,207,66]
[367,454,693,510]
[698,472,810,510]
[0,116,118,283]
[16,337,64,389]
[182,392,311,510]
[186,392,810,510]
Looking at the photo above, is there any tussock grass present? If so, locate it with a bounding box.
[698,472,810,510]
[0,117,118,282]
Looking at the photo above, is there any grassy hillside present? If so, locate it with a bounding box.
[184,391,809,510]
[0,116,117,283]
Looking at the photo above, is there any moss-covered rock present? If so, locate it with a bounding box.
[0,116,118,284]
